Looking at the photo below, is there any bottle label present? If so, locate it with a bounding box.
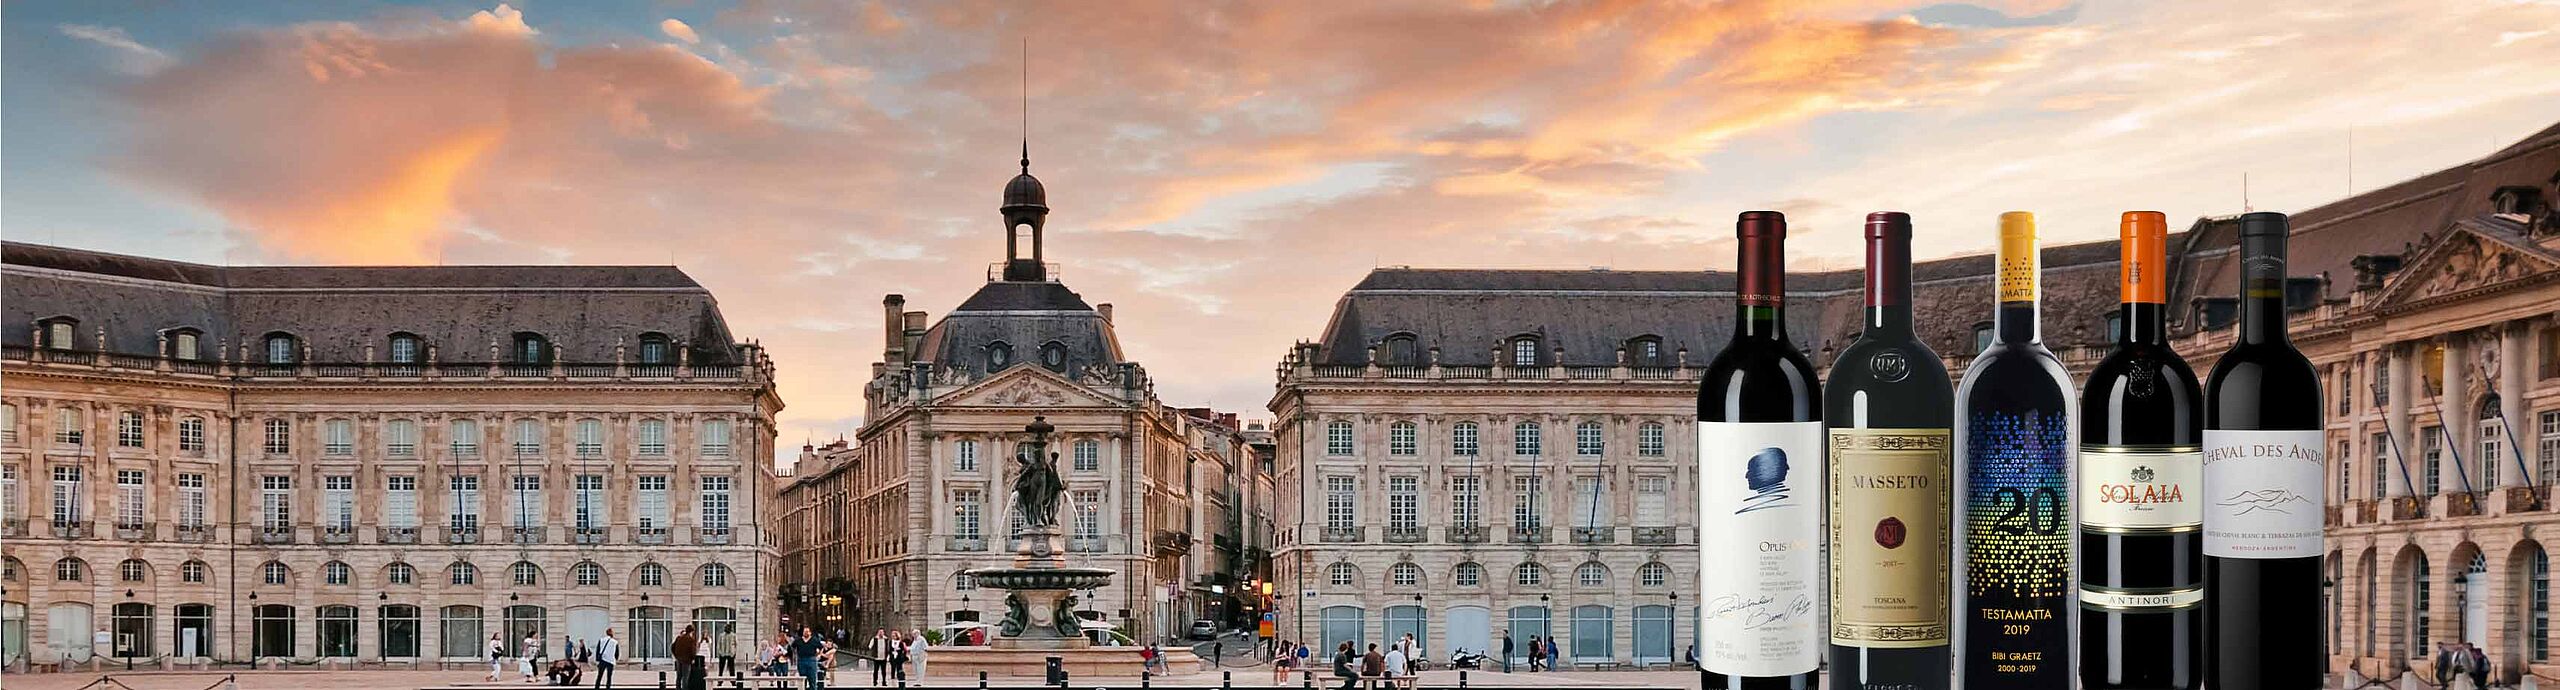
[1829,428,1952,648]
[2077,445,2202,533]
[2200,430,2326,558]
[1698,421,1823,676]
[2080,585,2203,610]
[1962,410,2071,683]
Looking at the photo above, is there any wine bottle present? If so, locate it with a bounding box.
[1697,211,1822,690]
[2079,211,2203,690]
[1953,212,2073,688]
[1825,211,1952,690]
[2202,211,2325,689]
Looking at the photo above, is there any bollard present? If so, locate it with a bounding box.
[1143,670,1153,689]
[1302,670,1314,690]
[659,670,669,689]
[1458,669,1469,689]
[980,670,991,690]
[1222,670,1233,690]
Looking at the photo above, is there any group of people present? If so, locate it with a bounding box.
[482,628,627,687]
[858,629,933,685]
[1496,631,1559,673]
[2432,642,2493,689]
[1323,634,1423,690]
[470,624,834,689]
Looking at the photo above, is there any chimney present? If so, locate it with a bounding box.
[1098,303,1114,322]
[883,294,907,362]
[902,311,929,359]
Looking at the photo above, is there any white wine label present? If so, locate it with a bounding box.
[2078,445,2202,533]
[2079,586,2204,610]
[2200,430,2326,558]
[1829,428,1952,648]
[1699,421,1823,676]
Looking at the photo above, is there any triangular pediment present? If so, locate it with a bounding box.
[938,364,1123,408]
[2372,219,2560,309]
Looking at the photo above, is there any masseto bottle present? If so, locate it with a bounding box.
[2079,211,2203,690]
[1824,212,1952,690]
[1696,211,1822,690]
[1954,212,2075,688]
[2202,211,2325,689]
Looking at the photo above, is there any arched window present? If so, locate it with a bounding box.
[511,561,541,587]
[638,562,668,588]
[1454,562,1483,587]
[167,328,203,361]
[1390,562,1422,587]
[323,561,351,586]
[264,332,299,364]
[954,573,976,591]
[40,317,79,350]
[1638,562,1670,588]
[387,333,424,364]
[182,560,208,583]
[386,562,414,585]
[1514,562,1546,587]
[512,333,550,364]
[1575,562,1609,588]
[1625,336,1664,366]
[51,558,83,581]
[1388,421,1417,456]
[1039,341,1068,371]
[119,559,148,582]
[699,563,731,588]
[260,561,290,585]
[1326,420,1355,456]
[1451,422,1480,456]
[2409,553,2432,651]
[1510,336,1542,368]
[1514,421,1542,456]
[985,341,1013,370]
[574,562,603,587]
[2530,544,2550,662]
[1380,333,1419,366]
[636,332,672,365]
[449,561,478,586]
[1327,563,1357,587]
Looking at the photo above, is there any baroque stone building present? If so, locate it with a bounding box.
[0,244,783,671]
[773,153,1273,643]
[1269,120,2560,682]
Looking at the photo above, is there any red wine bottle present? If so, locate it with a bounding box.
[2202,211,2325,689]
[1697,211,1821,690]
[2080,212,2202,689]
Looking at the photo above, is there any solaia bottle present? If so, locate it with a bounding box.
[2079,211,2203,690]
[1953,211,2074,689]
[1697,211,1823,690]
[2202,211,2325,689]
[1824,211,1953,690]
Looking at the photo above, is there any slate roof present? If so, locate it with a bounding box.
[915,278,1124,380]
[1,241,746,364]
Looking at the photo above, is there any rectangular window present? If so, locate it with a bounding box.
[2375,361,2391,407]
[1387,476,1418,530]
[50,466,82,524]
[2481,419,2504,490]
[54,408,83,447]
[1071,489,1102,541]
[952,489,982,539]
[385,419,417,456]
[2540,411,2559,488]
[1571,475,1604,525]
[512,419,542,456]
[955,440,979,472]
[1636,476,1668,526]
[636,475,669,528]
[575,475,603,530]
[117,411,145,448]
[177,473,206,528]
[1576,423,1603,456]
[637,419,668,456]
[1514,422,1542,457]
[2372,432,2392,499]
[1324,476,1356,529]
[324,475,354,529]
[2336,369,2352,416]
[261,475,292,529]
[1388,424,1416,456]
[1073,440,1099,472]
[179,416,205,453]
[701,420,732,457]
[325,419,353,456]
[575,419,603,457]
[1638,424,1664,457]
[263,419,290,455]
[116,470,145,527]
[2338,441,2353,504]
[510,475,543,527]
[1453,424,1479,456]
[1326,422,1354,456]
[1450,475,1481,527]
[1,404,16,444]
[2422,426,2444,495]
[2542,326,2560,379]
[384,476,417,529]
[450,420,480,457]
[448,475,481,529]
[1,465,17,521]
[699,475,731,530]
[1512,475,1543,529]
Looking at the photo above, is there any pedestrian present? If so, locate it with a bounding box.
[1544,637,1558,672]
[593,628,621,690]
[2466,643,2490,690]
[870,630,892,686]
[909,628,930,680]
[890,631,911,683]
[1382,643,1408,684]
[793,626,827,690]
[720,626,739,677]
[673,624,702,690]
[522,632,543,682]
[1500,631,1514,673]
[2434,643,2458,687]
[1332,641,1359,690]
[1362,643,1385,682]
[488,632,508,682]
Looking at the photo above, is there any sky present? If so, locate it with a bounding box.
[7,0,2560,465]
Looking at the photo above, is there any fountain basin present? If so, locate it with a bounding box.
[965,566,1115,591]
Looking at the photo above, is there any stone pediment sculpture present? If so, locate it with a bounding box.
[945,368,1117,408]
[2379,226,2558,307]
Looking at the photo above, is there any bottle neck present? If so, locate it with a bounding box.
[2240,233,2291,346]
[1863,234,1913,336]
[1735,231,1788,343]
[2120,302,2168,346]
[1996,302,2039,344]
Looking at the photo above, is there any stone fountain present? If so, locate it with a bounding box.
[932,416,1198,678]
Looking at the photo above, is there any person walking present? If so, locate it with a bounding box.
[792,626,827,690]
[891,631,913,684]
[488,632,508,682]
[673,624,702,690]
[1544,637,1559,672]
[718,627,738,678]
[2434,643,2459,687]
[2465,643,2490,690]
[908,628,930,680]
[522,632,544,682]
[1331,641,1359,690]
[870,630,892,686]
[1500,631,1514,673]
[593,629,620,689]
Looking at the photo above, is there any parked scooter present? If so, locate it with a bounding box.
[1448,649,1486,670]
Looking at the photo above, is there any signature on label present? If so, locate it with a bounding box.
[1709,593,1816,630]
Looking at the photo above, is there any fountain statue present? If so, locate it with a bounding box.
[968,416,1115,645]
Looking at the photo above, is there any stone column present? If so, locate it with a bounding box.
[2442,334,2471,493]
[2497,322,2529,490]
[2386,343,2414,497]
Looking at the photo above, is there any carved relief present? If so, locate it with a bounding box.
[2418,236,2544,297]
[983,380,1070,406]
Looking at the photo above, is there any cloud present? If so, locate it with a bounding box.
[60,24,174,75]
[661,18,701,45]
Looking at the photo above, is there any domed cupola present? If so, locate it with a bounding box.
[1000,140,1052,282]
[1002,143,1047,212]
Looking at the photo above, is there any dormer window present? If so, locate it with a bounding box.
[512,333,550,365]
[986,341,1013,370]
[636,333,672,365]
[167,329,203,361]
[1040,341,1068,371]
[1509,337,1542,368]
[39,317,78,350]
[387,333,423,364]
[264,332,300,364]
[1380,334,1419,366]
[2284,277,2323,312]
[1625,336,1664,366]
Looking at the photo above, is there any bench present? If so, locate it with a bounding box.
[1577,661,1621,672]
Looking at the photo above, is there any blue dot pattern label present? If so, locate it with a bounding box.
[1962,410,2070,686]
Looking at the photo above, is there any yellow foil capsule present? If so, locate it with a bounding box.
[1998,211,2037,302]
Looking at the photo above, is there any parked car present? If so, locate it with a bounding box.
[1188,620,1218,640]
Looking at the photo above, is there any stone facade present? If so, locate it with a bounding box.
[0,244,783,671]
[1269,120,2560,679]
